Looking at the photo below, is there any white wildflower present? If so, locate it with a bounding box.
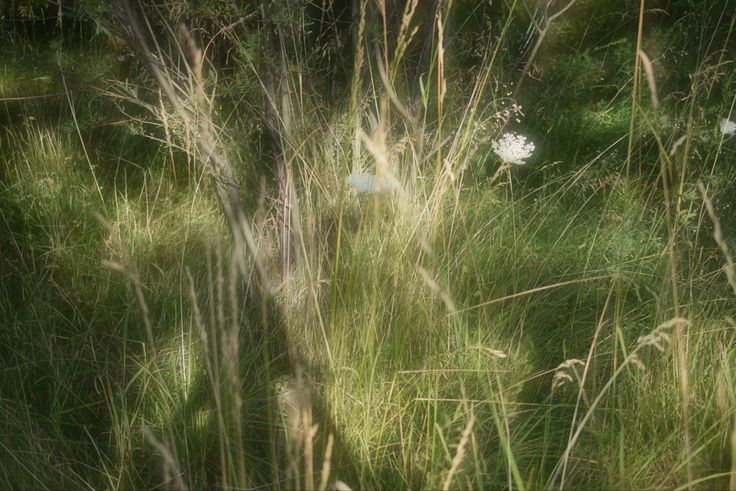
[345,173,398,194]
[720,118,736,136]
[492,132,535,165]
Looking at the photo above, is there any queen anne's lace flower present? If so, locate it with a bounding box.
[720,118,736,136]
[345,173,398,194]
[492,132,535,165]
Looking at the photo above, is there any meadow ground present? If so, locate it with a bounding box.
[1,1,735,489]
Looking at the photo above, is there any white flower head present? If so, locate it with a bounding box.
[720,118,736,136]
[492,132,535,165]
[345,173,398,194]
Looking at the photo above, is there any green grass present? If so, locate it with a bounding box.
[2,1,736,489]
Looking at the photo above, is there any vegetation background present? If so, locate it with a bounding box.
[1,0,735,489]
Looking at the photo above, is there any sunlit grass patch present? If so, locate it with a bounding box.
[2,1,736,489]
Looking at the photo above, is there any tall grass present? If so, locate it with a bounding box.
[1,0,736,489]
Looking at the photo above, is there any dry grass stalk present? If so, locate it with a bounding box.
[559,286,614,487]
[653,90,693,489]
[730,414,736,491]
[116,0,270,290]
[698,182,736,296]
[626,0,646,177]
[143,427,188,490]
[391,0,420,76]
[514,0,579,98]
[442,415,476,491]
[549,318,689,488]
[317,434,334,491]
[638,50,660,109]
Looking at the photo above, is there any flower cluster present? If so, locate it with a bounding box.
[720,117,736,136]
[492,132,535,165]
[345,173,398,194]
